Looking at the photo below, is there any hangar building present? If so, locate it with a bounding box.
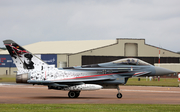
[0,38,180,75]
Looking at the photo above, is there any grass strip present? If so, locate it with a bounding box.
[126,77,179,87]
[0,75,16,82]
[0,104,180,112]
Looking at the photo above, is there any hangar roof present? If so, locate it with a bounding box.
[0,49,4,52]
[0,40,116,54]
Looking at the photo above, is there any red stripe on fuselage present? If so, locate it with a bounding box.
[133,72,145,76]
[49,72,130,81]
[62,73,116,80]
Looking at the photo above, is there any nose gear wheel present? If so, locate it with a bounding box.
[117,86,122,99]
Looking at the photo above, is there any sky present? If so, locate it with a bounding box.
[0,0,180,52]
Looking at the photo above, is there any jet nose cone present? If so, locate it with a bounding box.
[155,66,175,76]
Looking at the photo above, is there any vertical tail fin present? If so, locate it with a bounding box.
[3,40,50,74]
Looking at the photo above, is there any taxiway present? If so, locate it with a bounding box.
[0,83,180,104]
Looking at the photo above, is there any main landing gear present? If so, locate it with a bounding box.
[117,86,122,99]
[68,91,81,98]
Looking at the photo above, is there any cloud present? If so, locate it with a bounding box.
[0,0,180,52]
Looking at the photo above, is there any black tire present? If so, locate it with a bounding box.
[117,93,122,99]
[68,91,76,98]
[75,92,80,98]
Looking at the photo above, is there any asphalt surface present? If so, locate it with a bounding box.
[0,83,180,104]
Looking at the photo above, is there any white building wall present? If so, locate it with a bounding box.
[0,67,17,75]
[155,63,180,72]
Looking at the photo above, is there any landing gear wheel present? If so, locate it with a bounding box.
[116,85,122,99]
[75,92,80,98]
[117,93,122,99]
[68,91,76,98]
[68,91,80,98]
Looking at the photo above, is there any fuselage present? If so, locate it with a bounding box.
[56,61,156,86]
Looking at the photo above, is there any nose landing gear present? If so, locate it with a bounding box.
[117,86,122,99]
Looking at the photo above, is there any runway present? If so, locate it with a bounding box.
[0,83,180,104]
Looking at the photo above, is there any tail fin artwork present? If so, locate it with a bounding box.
[3,40,56,82]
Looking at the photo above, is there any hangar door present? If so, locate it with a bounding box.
[125,43,138,57]
[82,56,180,65]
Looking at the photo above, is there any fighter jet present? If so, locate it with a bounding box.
[3,40,175,99]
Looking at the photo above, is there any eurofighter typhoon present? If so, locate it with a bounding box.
[3,40,175,98]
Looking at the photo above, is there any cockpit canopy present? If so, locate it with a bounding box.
[113,58,151,66]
